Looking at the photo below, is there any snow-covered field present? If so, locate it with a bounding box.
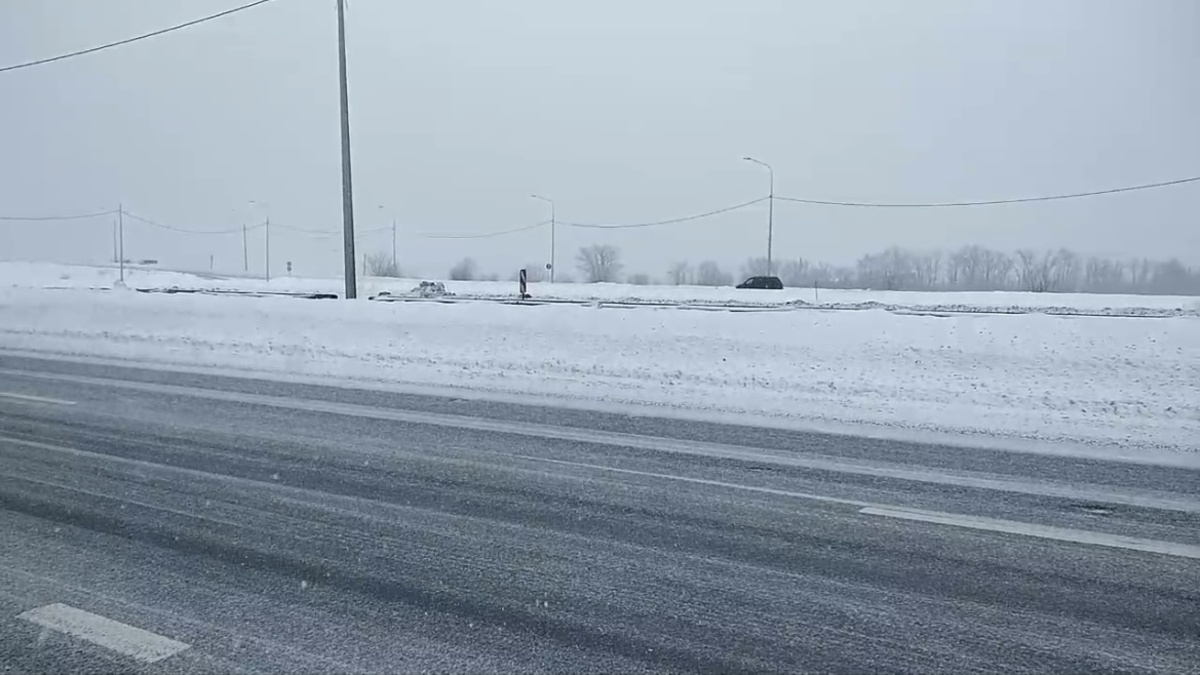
[8,261,1199,316]
[1,277,1197,463]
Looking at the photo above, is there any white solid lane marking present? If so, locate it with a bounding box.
[860,507,1200,560]
[1,366,1194,514]
[18,603,190,663]
[519,455,1200,561]
[0,391,75,406]
[4,431,1198,562]
[517,454,873,507]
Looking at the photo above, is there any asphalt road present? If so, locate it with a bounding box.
[0,352,1197,673]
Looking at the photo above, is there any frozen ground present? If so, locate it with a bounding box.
[1,282,1197,461]
[7,260,1199,315]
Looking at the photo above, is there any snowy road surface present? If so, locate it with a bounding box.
[1,354,1198,672]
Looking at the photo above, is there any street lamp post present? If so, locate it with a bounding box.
[249,200,270,281]
[742,156,774,277]
[227,206,249,273]
[377,204,397,271]
[117,204,125,284]
[531,194,555,282]
[336,0,357,299]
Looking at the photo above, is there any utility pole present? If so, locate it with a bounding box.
[531,194,555,282]
[767,171,774,277]
[112,220,118,263]
[391,217,397,271]
[264,214,271,282]
[117,204,125,284]
[242,223,248,272]
[743,156,774,277]
[337,0,358,299]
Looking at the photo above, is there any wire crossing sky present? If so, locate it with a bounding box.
[2,0,1197,276]
[0,0,277,74]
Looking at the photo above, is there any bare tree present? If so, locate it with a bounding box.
[983,248,1015,289]
[856,253,886,289]
[948,246,977,289]
[1016,248,1074,292]
[1129,258,1155,291]
[816,263,855,288]
[576,244,623,283]
[696,260,733,286]
[448,257,478,281]
[667,261,693,286]
[1016,249,1043,291]
[913,250,943,289]
[509,264,547,283]
[365,251,400,278]
[776,258,811,287]
[741,257,770,279]
[1084,257,1126,293]
[1150,259,1198,294]
[1055,249,1081,291]
[856,247,915,290]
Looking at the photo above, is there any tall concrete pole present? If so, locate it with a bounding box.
[743,156,775,276]
[337,0,357,299]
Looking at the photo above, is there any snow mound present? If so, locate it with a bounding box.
[409,281,452,298]
[1,286,1197,460]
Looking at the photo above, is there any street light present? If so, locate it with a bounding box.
[377,205,397,271]
[228,206,250,273]
[742,156,774,277]
[336,0,357,299]
[249,200,270,281]
[531,194,555,282]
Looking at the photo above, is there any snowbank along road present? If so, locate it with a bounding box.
[10,261,1200,315]
[2,283,1198,457]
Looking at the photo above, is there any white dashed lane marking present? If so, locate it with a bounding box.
[18,603,190,664]
[859,506,1200,560]
[0,392,76,406]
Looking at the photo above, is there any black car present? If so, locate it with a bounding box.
[736,276,784,289]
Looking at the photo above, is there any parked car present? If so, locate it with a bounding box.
[736,276,784,289]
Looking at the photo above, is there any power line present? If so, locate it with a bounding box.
[561,197,768,229]
[272,223,337,235]
[122,210,259,235]
[0,209,117,221]
[416,220,551,239]
[267,223,389,236]
[0,0,277,74]
[775,174,1200,208]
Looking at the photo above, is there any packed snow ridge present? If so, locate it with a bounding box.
[9,261,1200,317]
[2,266,1197,462]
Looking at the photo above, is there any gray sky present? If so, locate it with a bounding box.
[2,0,1198,279]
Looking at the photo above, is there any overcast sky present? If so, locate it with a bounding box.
[2,0,1198,279]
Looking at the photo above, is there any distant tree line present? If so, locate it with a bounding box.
[666,246,1200,295]
[430,244,1200,295]
[847,245,1200,294]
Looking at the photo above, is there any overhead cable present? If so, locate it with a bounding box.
[416,220,551,239]
[775,174,1200,208]
[561,197,768,229]
[122,210,258,235]
[0,210,117,221]
[0,0,277,74]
